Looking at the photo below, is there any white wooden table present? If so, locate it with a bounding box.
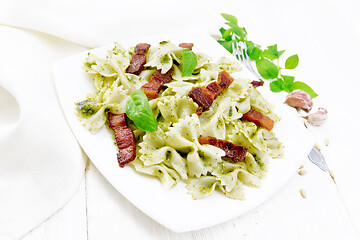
[2,0,359,239]
[22,150,360,240]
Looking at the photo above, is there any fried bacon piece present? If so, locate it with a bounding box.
[141,68,174,99]
[134,43,151,54]
[198,136,248,162]
[126,43,151,75]
[189,71,234,115]
[107,112,136,167]
[242,109,274,131]
[251,80,264,87]
[217,71,234,89]
[179,43,194,50]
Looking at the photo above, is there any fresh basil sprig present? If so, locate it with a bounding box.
[270,75,317,98]
[218,13,317,98]
[126,89,158,132]
[182,48,197,77]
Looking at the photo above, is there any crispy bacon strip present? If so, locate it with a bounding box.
[189,71,234,115]
[141,68,174,99]
[179,43,194,50]
[242,109,274,131]
[126,43,151,75]
[251,80,264,87]
[198,136,248,162]
[134,43,151,54]
[107,112,136,167]
[217,71,234,89]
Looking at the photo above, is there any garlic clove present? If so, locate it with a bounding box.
[303,107,328,126]
[284,90,313,111]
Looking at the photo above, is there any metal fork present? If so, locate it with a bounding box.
[232,42,263,81]
[232,41,329,172]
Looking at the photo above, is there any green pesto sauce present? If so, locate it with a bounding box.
[229,108,233,117]
[161,55,170,64]
[76,100,95,117]
[253,154,264,169]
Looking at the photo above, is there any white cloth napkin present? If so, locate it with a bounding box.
[0,26,87,240]
[0,0,221,48]
[0,0,219,239]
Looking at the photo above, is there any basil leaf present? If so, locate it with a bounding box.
[282,75,295,84]
[246,40,255,49]
[285,54,299,69]
[217,40,233,53]
[126,89,158,132]
[261,49,277,60]
[256,58,279,79]
[261,45,285,60]
[182,48,198,77]
[221,13,238,25]
[246,41,261,61]
[270,79,285,92]
[225,22,247,40]
[282,75,295,92]
[223,28,233,41]
[219,27,226,35]
[292,81,318,98]
[267,44,285,58]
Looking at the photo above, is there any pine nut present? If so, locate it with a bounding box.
[300,189,307,198]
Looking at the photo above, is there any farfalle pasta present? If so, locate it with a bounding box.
[76,41,284,199]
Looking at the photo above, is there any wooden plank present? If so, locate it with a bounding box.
[22,176,87,240]
[86,161,358,240]
[302,102,360,238]
[320,112,360,237]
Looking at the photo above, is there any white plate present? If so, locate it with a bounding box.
[53,32,313,233]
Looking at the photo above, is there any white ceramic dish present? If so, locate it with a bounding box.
[53,32,313,233]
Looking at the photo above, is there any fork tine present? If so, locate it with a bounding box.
[232,42,243,63]
[235,43,243,62]
[240,41,264,81]
[233,41,259,80]
[232,42,239,60]
[242,42,256,74]
[240,42,252,70]
[239,42,254,74]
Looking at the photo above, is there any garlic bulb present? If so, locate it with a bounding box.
[284,90,313,111]
[304,108,328,126]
